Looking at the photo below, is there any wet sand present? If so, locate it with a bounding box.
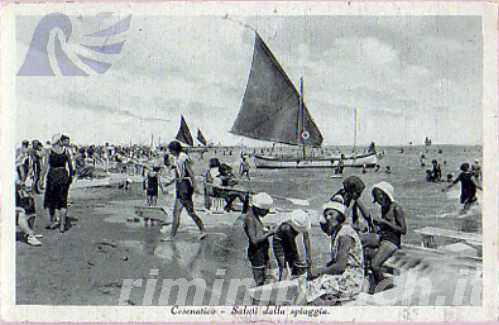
[17,181,262,305]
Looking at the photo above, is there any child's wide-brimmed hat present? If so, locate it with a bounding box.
[288,209,311,233]
[371,181,395,203]
[320,201,346,224]
[251,192,273,210]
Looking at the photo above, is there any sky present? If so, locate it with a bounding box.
[16,14,483,146]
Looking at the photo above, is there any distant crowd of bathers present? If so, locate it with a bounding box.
[14,136,253,247]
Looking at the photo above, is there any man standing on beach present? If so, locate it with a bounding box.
[161,140,207,241]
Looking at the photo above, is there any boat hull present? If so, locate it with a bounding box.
[254,152,378,169]
[71,177,112,189]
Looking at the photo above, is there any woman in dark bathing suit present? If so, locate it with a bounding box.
[42,134,74,233]
[370,181,407,292]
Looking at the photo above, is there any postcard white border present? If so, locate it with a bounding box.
[1,1,497,322]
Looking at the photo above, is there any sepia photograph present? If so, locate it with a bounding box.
[1,1,497,322]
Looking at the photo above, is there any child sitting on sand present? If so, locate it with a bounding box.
[295,202,364,305]
[16,149,42,246]
[369,181,407,293]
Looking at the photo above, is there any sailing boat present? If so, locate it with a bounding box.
[230,32,378,169]
[174,116,208,154]
[175,115,194,147]
[197,129,208,146]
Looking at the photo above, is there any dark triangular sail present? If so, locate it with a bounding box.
[197,129,208,146]
[230,32,323,147]
[175,115,194,146]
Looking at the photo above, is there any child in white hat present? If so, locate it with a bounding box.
[370,181,407,292]
[243,192,275,286]
[295,201,364,305]
[272,209,312,281]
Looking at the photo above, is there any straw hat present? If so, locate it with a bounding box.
[372,181,395,203]
[251,192,273,210]
[288,209,311,233]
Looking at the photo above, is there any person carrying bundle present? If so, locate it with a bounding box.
[217,163,246,212]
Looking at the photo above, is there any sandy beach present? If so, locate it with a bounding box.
[16,146,482,306]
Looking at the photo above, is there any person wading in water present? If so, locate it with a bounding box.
[161,141,207,241]
[443,162,482,214]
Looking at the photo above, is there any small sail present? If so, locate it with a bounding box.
[197,129,208,146]
[175,115,194,146]
[230,32,323,147]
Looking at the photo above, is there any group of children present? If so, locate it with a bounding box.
[243,176,408,304]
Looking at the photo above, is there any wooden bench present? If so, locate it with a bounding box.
[414,226,481,249]
[205,183,249,213]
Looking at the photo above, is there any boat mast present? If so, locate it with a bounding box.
[298,77,306,159]
[353,108,358,154]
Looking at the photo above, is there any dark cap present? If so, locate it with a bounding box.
[167,140,183,153]
[343,176,366,194]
